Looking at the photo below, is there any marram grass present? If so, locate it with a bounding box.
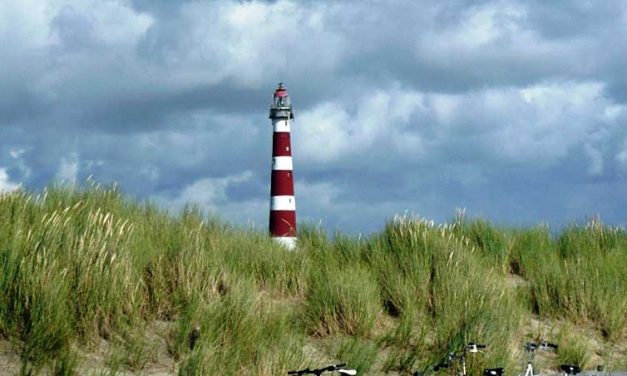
[0,184,625,375]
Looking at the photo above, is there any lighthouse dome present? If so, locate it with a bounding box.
[273,83,291,108]
[269,82,293,119]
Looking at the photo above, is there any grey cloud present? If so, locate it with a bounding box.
[523,1,624,40]
[1,0,627,234]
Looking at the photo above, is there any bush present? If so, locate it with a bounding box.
[304,263,380,337]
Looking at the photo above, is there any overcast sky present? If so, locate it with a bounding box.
[1,0,626,233]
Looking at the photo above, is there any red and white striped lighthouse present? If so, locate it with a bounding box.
[269,83,297,249]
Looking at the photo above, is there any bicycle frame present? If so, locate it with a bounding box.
[522,344,536,376]
[523,360,534,376]
[435,343,486,376]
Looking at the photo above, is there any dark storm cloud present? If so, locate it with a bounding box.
[1,0,626,232]
[80,84,269,132]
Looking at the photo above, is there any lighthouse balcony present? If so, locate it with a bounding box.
[269,107,294,119]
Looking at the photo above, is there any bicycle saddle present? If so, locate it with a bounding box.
[483,368,504,376]
[560,365,581,375]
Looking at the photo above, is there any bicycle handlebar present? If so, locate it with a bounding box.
[431,342,487,374]
[540,341,558,350]
[288,363,356,375]
[525,341,558,352]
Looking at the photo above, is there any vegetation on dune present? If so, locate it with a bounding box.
[0,184,625,375]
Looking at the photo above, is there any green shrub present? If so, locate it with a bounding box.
[335,337,378,374]
[176,279,306,375]
[515,222,627,340]
[304,264,380,337]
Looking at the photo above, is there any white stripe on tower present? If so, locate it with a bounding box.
[272,156,293,170]
[273,119,291,132]
[268,83,297,250]
[270,196,296,211]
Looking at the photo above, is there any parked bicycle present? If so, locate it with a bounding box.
[432,342,489,376]
[288,363,357,375]
[520,341,558,376]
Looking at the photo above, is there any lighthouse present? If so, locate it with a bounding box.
[269,83,297,249]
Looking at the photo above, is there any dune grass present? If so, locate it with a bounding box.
[0,184,625,375]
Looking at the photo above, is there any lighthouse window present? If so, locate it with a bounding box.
[287,172,291,177]
[286,147,290,151]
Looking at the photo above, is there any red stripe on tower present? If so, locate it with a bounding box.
[269,83,297,249]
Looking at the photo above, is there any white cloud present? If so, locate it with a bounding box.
[3,0,627,233]
[295,80,620,170]
[9,148,32,179]
[0,168,20,192]
[501,82,622,165]
[0,0,152,55]
[417,1,530,56]
[143,0,346,87]
[155,171,268,229]
[0,0,155,123]
[296,180,341,208]
[430,95,460,125]
[0,0,59,51]
[412,0,602,88]
[170,171,253,211]
[56,153,79,183]
[294,102,352,163]
[446,2,526,49]
[296,87,426,164]
[9,148,26,159]
[584,144,604,176]
[417,81,619,167]
[52,0,153,49]
[486,82,608,164]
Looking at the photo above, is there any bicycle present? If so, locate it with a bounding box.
[432,342,488,376]
[288,363,357,375]
[520,341,558,376]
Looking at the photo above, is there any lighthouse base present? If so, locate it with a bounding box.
[273,236,297,250]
